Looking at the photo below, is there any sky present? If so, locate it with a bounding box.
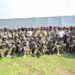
[0,0,75,19]
[0,0,75,28]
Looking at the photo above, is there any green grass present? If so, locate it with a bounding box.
[0,54,75,75]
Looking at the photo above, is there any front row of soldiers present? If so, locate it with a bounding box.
[0,28,75,58]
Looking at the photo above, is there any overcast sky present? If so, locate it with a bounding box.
[0,0,75,19]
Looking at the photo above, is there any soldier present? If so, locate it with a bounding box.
[54,38,65,55]
[22,39,30,58]
[21,36,30,57]
[36,33,46,56]
[30,37,37,56]
[0,32,9,57]
[0,37,4,57]
[3,39,12,57]
[7,39,16,57]
[16,40,23,56]
[69,36,75,53]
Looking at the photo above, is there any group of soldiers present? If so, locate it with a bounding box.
[0,27,75,58]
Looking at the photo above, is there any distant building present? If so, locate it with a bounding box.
[0,16,75,28]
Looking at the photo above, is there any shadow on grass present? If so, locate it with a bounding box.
[61,53,75,59]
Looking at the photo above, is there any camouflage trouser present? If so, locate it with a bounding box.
[62,43,66,53]
[42,46,48,54]
[31,47,38,56]
[23,47,30,55]
[35,47,44,56]
[6,46,16,56]
[0,49,5,57]
[56,45,61,55]
[1,48,12,56]
[38,45,48,55]
[55,45,63,55]
[7,49,12,56]
[51,44,62,55]
[34,49,41,55]
[47,45,53,54]
[69,44,75,53]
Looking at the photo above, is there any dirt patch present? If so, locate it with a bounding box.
[0,62,13,67]
[0,62,19,68]
[0,63,9,67]
[12,62,19,67]
[54,67,74,75]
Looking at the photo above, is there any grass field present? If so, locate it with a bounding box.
[0,54,75,75]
